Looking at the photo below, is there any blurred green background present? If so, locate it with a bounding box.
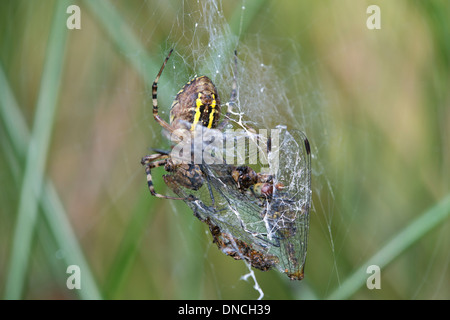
[1,0,449,300]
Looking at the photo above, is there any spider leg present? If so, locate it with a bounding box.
[141,153,169,165]
[141,154,185,200]
[152,49,175,133]
[217,50,238,130]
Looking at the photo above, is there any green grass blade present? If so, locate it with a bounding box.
[0,67,102,300]
[327,194,450,300]
[0,57,101,301]
[4,0,70,300]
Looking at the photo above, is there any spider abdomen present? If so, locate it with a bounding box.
[170,76,221,131]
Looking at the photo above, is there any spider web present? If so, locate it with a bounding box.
[131,0,337,299]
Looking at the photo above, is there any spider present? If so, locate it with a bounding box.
[141,49,265,201]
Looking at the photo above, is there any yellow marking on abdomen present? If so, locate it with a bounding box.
[207,94,217,128]
[191,93,203,131]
